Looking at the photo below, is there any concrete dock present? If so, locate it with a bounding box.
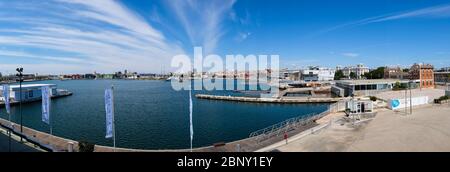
[270,104,450,152]
[195,94,344,103]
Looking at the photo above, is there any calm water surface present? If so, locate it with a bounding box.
[0,80,328,149]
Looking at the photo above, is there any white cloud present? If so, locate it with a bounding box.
[0,0,185,74]
[235,32,251,42]
[342,53,360,57]
[165,0,236,54]
[315,3,450,35]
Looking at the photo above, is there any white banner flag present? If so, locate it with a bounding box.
[41,86,51,124]
[189,90,193,150]
[2,85,10,114]
[105,88,114,139]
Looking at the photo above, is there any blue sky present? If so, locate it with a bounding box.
[0,0,450,74]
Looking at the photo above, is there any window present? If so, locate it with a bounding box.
[361,85,366,90]
[29,90,33,98]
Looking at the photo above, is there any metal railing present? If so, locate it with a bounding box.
[0,122,53,152]
[249,110,330,143]
[248,99,350,143]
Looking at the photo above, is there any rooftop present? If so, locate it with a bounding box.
[336,79,408,85]
[9,84,57,89]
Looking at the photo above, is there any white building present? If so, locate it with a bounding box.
[300,66,335,82]
[0,84,57,102]
[342,64,369,79]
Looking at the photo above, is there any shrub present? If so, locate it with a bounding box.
[78,141,95,152]
[439,96,449,101]
[369,96,377,101]
[434,96,450,104]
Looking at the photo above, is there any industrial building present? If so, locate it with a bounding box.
[331,79,415,97]
[434,71,450,84]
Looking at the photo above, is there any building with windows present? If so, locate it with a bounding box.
[0,84,57,102]
[331,79,414,97]
[435,71,450,84]
[409,63,434,89]
[300,66,335,82]
[434,67,450,84]
[384,66,408,79]
[342,64,369,79]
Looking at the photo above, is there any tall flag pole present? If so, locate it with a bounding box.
[105,86,116,151]
[41,86,52,135]
[189,89,193,152]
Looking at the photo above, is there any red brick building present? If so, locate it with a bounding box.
[409,63,434,89]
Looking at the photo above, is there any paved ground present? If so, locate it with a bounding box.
[275,104,450,152]
[0,130,40,152]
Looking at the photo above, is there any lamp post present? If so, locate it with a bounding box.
[16,67,23,142]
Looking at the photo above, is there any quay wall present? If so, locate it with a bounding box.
[195,94,345,103]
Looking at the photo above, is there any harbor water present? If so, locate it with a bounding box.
[0,80,328,149]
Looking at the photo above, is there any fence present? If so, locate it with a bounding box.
[248,99,348,143]
[329,100,347,113]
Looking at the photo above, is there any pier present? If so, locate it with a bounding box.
[195,94,345,103]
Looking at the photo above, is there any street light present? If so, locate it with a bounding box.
[16,67,23,142]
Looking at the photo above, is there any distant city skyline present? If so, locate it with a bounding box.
[0,0,450,75]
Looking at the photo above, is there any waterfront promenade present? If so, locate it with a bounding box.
[269,104,450,152]
[0,112,321,152]
[0,130,40,152]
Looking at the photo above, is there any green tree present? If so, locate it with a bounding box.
[349,72,357,79]
[393,81,407,90]
[334,70,344,80]
[363,67,385,79]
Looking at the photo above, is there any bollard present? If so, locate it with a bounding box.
[68,142,74,152]
[236,144,241,152]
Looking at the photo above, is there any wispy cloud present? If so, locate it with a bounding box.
[0,0,184,74]
[235,32,252,42]
[165,0,236,54]
[315,3,450,36]
[342,53,360,57]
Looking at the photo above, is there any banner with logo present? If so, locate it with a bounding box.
[105,88,114,139]
[42,86,51,124]
[2,85,10,114]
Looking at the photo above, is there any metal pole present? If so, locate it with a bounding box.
[111,85,116,152]
[17,68,23,142]
[405,85,407,115]
[409,82,412,114]
[7,80,12,151]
